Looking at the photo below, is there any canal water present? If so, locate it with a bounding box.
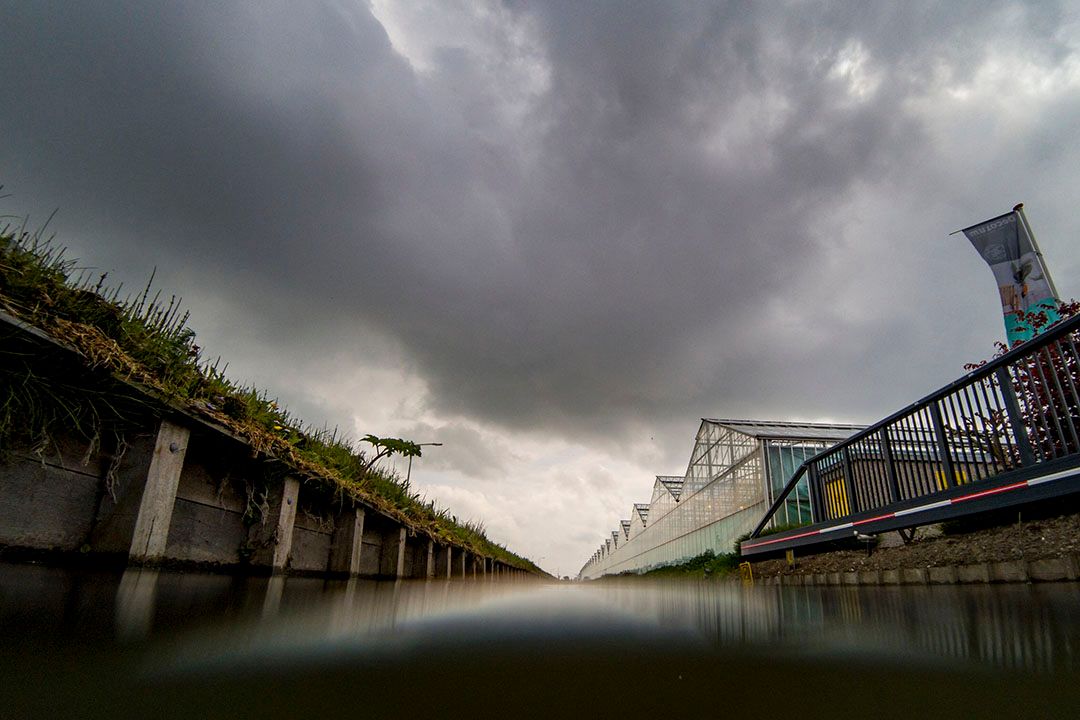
[2,564,1079,718]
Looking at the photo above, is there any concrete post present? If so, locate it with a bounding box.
[271,477,300,572]
[329,507,365,576]
[380,526,407,578]
[459,551,467,578]
[247,475,300,573]
[425,539,435,579]
[129,420,189,563]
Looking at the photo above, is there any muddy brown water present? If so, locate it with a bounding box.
[2,563,1079,718]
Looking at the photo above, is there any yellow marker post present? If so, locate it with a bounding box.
[739,561,754,587]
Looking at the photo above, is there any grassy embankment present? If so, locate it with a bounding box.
[620,549,742,579]
[0,211,539,572]
[598,522,816,579]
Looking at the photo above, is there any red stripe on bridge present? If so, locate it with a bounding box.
[743,476,1048,551]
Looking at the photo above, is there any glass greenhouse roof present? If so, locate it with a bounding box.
[657,476,684,500]
[703,418,864,441]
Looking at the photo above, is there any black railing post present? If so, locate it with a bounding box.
[929,401,957,489]
[995,366,1037,466]
[841,448,860,516]
[808,463,823,522]
[879,428,901,503]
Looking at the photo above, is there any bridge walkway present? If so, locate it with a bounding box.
[741,312,1080,559]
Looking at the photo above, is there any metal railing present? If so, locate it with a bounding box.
[744,310,1080,552]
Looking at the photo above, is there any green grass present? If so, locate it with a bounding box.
[606,549,742,580]
[0,209,539,573]
[732,520,811,554]
[600,522,814,580]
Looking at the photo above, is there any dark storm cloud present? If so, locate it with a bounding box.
[2,0,1078,461]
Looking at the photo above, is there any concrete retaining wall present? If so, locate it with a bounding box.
[0,443,102,552]
[756,554,1080,586]
[0,310,530,580]
[0,419,505,580]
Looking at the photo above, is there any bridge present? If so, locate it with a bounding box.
[742,311,1080,559]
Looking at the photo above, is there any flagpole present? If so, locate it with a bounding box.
[1013,202,1060,299]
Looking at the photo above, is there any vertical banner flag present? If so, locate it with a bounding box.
[962,207,1059,345]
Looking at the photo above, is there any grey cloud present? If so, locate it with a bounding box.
[2,0,1078,466]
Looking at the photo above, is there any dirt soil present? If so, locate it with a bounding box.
[751,511,1080,578]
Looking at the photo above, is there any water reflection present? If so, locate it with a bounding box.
[589,581,1080,673]
[2,563,1079,674]
[115,568,159,640]
[3,564,1080,718]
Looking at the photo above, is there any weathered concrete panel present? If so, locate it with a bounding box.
[989,560,1028,583]
[956,564,991,583]
[401,542,416,578]
[0,455,100,550]
[161,449,249,565]
[1026,558,1074,582]
[358,540,382,577]
[290,526,332,573]
[164,498,245,565]
[435,545,452,578]
[402,538,427,579]
[11,434,105,479]
[927,566,957,584]
[89,431,157,555]
[293,506,333,534]
[857,570,880,585]
[173,458,246,513]
[328,508,365,576]
[404,537,430,578]
[359,521,391,577]
[900,568,928,584]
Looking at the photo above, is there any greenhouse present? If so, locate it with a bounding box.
[579,418,863,579]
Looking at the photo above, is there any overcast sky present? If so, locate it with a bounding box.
[2,1,1079,575]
